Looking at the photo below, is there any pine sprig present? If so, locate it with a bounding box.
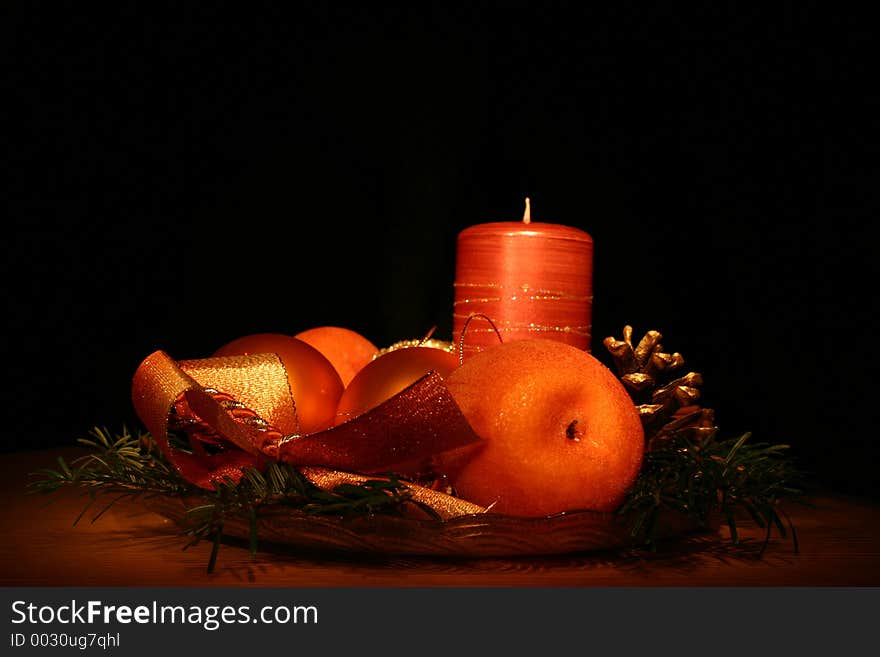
[618,428,807,553]
[29,426,419,571]
[29,426,189,525]
[30,426,184,496]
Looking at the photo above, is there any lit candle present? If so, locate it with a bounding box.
[453,198,594,358]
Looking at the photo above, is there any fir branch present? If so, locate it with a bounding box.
[29,426,419,572]
[29,426,189,515]
[618,428,807,551]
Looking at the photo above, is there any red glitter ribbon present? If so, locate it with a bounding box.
[131,350,483,491]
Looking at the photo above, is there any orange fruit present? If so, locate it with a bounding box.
[294,326,379,386]
[213,333,344,435]
[334,346,460,425]
[438,339,644,516]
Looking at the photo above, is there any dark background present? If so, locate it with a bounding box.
[3,4,877,498]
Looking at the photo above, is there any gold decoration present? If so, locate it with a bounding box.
[373,326,457,358]
[373,338,456,358]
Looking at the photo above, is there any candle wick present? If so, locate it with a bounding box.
[523,197,531,224]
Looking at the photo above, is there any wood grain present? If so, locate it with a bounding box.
[2,448,878,587]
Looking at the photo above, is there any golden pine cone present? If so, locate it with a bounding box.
[603,325,718,450]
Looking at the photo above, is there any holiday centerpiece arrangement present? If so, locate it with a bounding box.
[33,200,804,570]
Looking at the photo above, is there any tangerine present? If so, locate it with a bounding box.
[439,339,644,516]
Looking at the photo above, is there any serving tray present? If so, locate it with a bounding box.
[147,496,708,558]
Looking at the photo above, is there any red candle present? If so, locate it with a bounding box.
[453,199,593,359]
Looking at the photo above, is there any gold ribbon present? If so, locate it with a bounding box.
[131,350,486,518]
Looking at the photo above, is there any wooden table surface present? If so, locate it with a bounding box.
[2,448,878,587]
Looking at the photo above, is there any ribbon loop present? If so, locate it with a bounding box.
[131,349,484,494]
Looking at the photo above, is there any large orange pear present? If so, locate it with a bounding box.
[440,339,644,516]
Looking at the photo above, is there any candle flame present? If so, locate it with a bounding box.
[523,197,531,224]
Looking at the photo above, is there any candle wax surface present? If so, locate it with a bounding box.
[453,220,593,358]
[458,221,593,242]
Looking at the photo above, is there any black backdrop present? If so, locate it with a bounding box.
[4,4,878,499]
